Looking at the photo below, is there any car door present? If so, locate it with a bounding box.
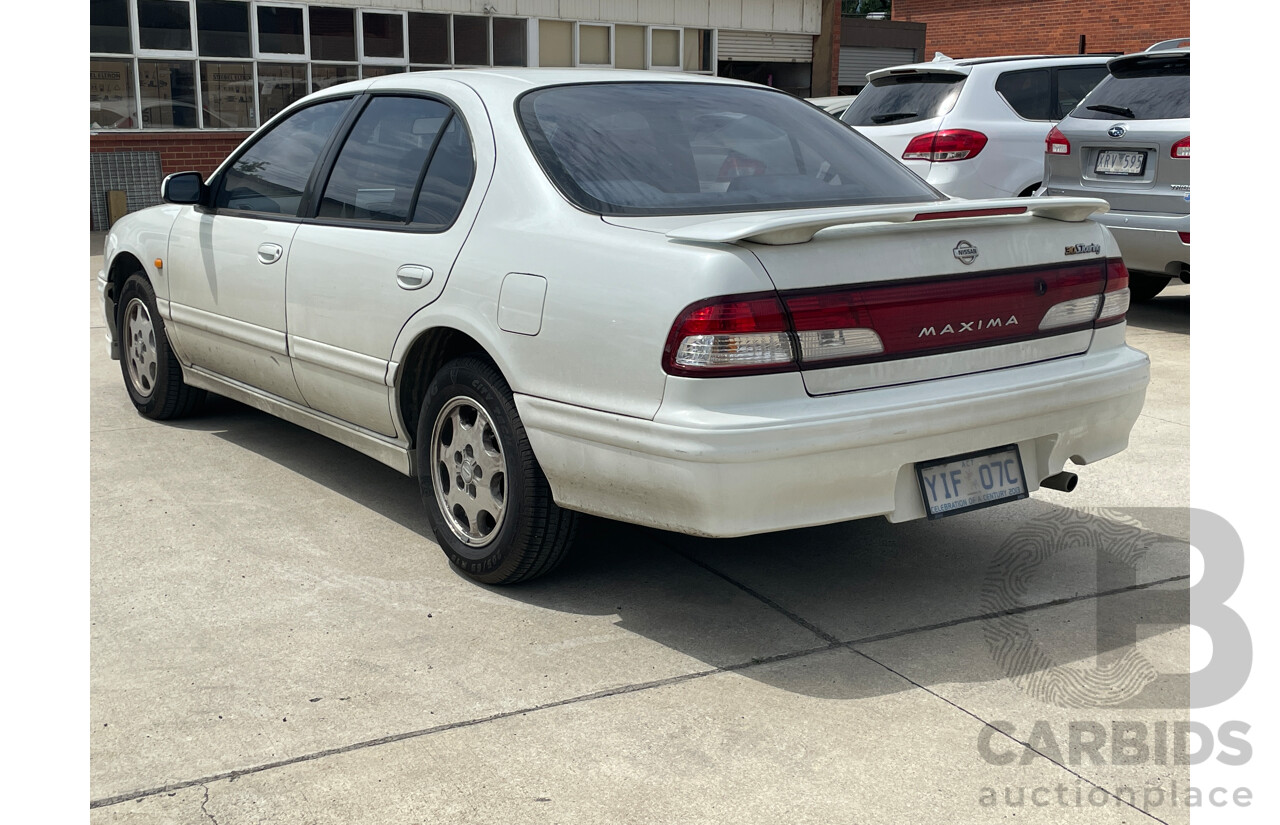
[285,86,491,438]
[166,96,356,404]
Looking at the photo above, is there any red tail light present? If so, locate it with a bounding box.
[663,294,795,377]
[903,130,988,162]
[1096,258,1130,327]
[1178,231,1190,244]
[1171,135,1190,159]
[1045,126,1071,155]
[664,261,1126,377]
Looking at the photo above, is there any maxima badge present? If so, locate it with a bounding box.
[953,240,979,265]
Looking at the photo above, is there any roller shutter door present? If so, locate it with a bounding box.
[839,46,917,85]
[717,30,814,63]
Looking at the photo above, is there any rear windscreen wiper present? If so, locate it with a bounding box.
[1086,104,1137,118]
[870,112,918,124]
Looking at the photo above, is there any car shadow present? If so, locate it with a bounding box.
[1127,288,1189,335]
[180,392,1190,709]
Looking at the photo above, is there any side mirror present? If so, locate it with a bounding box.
[161,171,207,205]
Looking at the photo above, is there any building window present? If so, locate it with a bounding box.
[90,58,137,128]
[312,63,357,92]
[258,63,307,122]
[91,0,133,54]
[362,65,404,78]
[138,0,193,52]
[309,6,355,61]
[200,60,255,127]
[362,11,405,60]
[614,25,644,70]
[492,18,526,67]
[257,5,306,56]
[578,24,610,66]
[409,13,449,65]
[138,60,198,127]
[196,0,251,58]
[538,19,572,67]
[684,28,712,73]
[650,28,680,70]
[453,16,489,66]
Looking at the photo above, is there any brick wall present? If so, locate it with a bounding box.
[90,131,253,178]
[893,0,1190,58]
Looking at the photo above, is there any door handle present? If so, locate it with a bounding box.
[396,264,433,290]
[258,243,283,265]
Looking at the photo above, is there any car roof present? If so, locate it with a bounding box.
[307,67,758,105]
[866,53,1114,81]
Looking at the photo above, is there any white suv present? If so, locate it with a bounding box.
[841,54,1111,198]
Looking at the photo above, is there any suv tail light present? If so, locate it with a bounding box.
[663,260,1128,377]
[903,130,988,162]
[1045,126,1071,155]
[1171,135,1190,159]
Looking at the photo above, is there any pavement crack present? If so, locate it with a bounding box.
[846,646,1169,824]
[200,784,218,825]
[88,642,839,811]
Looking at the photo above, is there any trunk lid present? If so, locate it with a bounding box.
[610,198,1118,396]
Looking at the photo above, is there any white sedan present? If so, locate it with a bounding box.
[99,69,1148,584]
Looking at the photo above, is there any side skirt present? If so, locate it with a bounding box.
[183,365,416,477]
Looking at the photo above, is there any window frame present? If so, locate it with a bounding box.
[647,26,683,72]
[574,22,613,68]
[254,1,310,61]
[134,0,197,58]
[358,8,408,66]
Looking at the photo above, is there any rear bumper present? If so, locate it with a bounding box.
[517,342,1150,537]
[1093,211,1190,277]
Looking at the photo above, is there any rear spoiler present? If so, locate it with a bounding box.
[666,197,1109,246]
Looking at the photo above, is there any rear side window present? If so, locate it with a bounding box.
[1055,65,1108,118]
[995,69,1051,120]
[1072,55,1190,120]
[840,73,965,126]
[520,82,940,217]
[318,96,472,227]
[216,97,351,214]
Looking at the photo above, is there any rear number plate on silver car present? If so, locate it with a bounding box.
[1095,150,1146,176]
[916,445,1027,519]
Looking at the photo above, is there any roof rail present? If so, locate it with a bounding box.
[1146,38,1190,52]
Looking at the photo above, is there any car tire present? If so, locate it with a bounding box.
[117,273,205,419]
[1128,273,1170,303]
[417,355,577,584]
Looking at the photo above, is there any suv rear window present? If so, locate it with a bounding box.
[519,82,940,217]
[840,72,965,126]
[1072,55,1189,120]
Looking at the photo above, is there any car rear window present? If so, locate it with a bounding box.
[840,72,965,127]
[1072,55,1189,120]
[519,82,940,217]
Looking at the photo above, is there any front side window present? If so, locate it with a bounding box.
[842,72,965,127]
[995,69,1051,120]
[216,97,352,214]
[318,96,459,225]
[521,83,940,216]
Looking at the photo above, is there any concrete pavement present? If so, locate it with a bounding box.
[90,234,1193,824]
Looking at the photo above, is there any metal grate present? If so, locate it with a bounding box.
[89,151,163,231]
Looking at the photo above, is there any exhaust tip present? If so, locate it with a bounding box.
[1040,471,1079,493]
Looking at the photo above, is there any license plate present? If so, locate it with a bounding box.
[916,445,1027,519]
[1095,150,1146,176]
